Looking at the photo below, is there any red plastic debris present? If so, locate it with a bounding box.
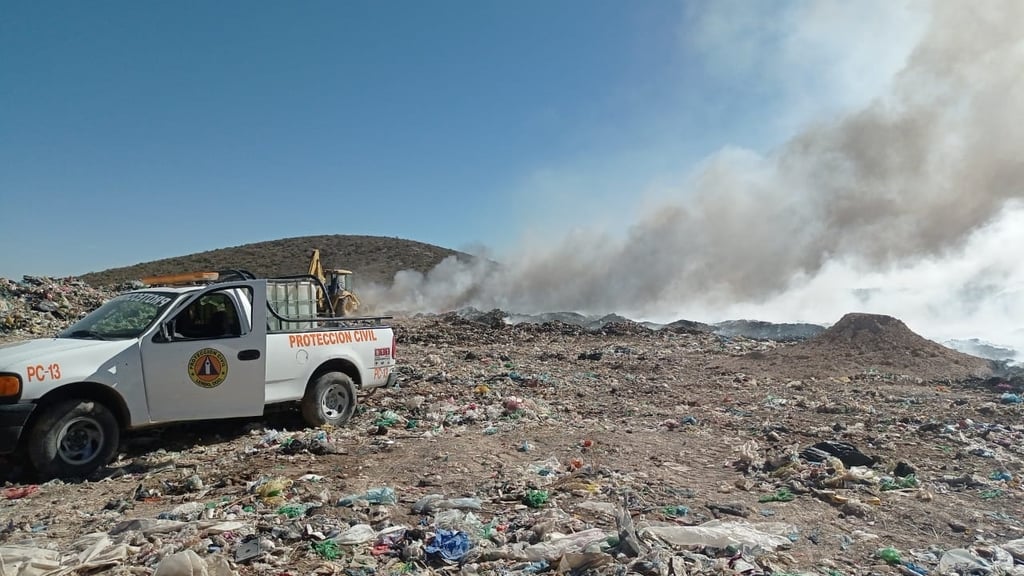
[2,485,39,500]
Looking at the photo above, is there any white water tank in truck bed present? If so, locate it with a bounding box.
[266,280,318,331]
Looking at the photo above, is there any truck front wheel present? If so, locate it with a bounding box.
[27,399,120,480]
[302,372,357,427]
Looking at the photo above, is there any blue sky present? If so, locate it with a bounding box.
[0,0,916,278]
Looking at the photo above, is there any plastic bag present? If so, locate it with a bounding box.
[638,520,796,557]
[255,477,292,506]
[434,509,465,530]
[158,501,206,522]
[334,524,377,546]
[154,550,234,576]
[522,528,609,561]
[338,486,396,507]
[425,529,472,563]
[1002,538,1024,562]
[0,533,133,576]
[937,549,992,573]
[433,510,485,541]
[412,494,481,514]
[0,545,61,576]
[525,458,563,485]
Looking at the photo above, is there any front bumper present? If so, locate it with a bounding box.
[0,403,35,455]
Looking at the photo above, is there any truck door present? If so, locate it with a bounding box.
[140,280,268,423]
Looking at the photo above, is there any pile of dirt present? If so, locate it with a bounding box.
[730,312,994,382]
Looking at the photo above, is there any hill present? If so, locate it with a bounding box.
[78,235,470,287]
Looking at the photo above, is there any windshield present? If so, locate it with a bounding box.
[59,291,179,340]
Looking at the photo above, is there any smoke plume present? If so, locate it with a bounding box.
[364,1,1024,348]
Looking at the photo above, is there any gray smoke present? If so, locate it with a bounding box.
[365,1,1024,320]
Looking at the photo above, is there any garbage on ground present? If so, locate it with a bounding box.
[638,519,798,557]
[758,488,794,503]
[937,547,1016,574]
[153,550,235,576]
[877,546,902,565]
[799,441,875,467]
[0,533,133,576]
[1,486,39,500]
[6,285,1024,575]
[424,529,471,563]
[1000,392,1022,404]
[523,490,549,508]
[338,486,397,507]
[333,524,377,545]
[252,476,292,507]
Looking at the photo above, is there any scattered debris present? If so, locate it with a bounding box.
[1,283,1022,574]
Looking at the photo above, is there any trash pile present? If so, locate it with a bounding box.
[0,465,807,576]
[0,409,815,576]
[0,276,124,341]
[5,287,1024,574]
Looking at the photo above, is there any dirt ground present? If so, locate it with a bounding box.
[2,312,1023,575]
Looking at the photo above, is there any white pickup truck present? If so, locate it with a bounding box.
[0,277,398,479]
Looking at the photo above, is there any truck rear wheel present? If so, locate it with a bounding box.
[302,372,357,427]
[27,399,119,480]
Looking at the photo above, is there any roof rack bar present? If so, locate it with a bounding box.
[140,271,221,286]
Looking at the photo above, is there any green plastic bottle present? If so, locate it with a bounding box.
[877,547,901,565]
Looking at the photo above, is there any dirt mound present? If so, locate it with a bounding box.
[730,312,994,382]
[663,318,714,334]
[820,312,918,341]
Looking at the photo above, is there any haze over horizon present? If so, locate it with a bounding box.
[3,1,1022,354]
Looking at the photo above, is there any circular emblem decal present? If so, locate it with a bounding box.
[188,348,228,389]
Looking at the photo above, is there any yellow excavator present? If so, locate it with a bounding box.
[308,249,361,317]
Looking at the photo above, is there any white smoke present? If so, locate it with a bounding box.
[363,0,1024,354]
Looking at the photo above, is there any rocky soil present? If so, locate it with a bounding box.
[4,278,1024,576]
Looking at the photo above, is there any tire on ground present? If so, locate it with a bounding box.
[27,399,120,480]
[301,371,357,427]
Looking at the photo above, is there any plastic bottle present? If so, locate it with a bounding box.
[877,547,901,565]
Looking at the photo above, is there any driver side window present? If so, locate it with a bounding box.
[172,292,242,340]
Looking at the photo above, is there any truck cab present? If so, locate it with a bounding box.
[0,278,398,480]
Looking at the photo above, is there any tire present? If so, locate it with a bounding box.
[27,399,120,480]
[301,371,357,427]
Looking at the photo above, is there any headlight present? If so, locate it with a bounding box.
[0,375,21,399]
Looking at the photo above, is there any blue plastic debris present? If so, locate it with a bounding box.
[523,560,550,573]
[1000,393,1022,404]
[902,561,929,575]
[425,530,472,563]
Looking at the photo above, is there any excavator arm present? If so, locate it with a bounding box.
[308,249,328,311]
[307,248,360,316]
